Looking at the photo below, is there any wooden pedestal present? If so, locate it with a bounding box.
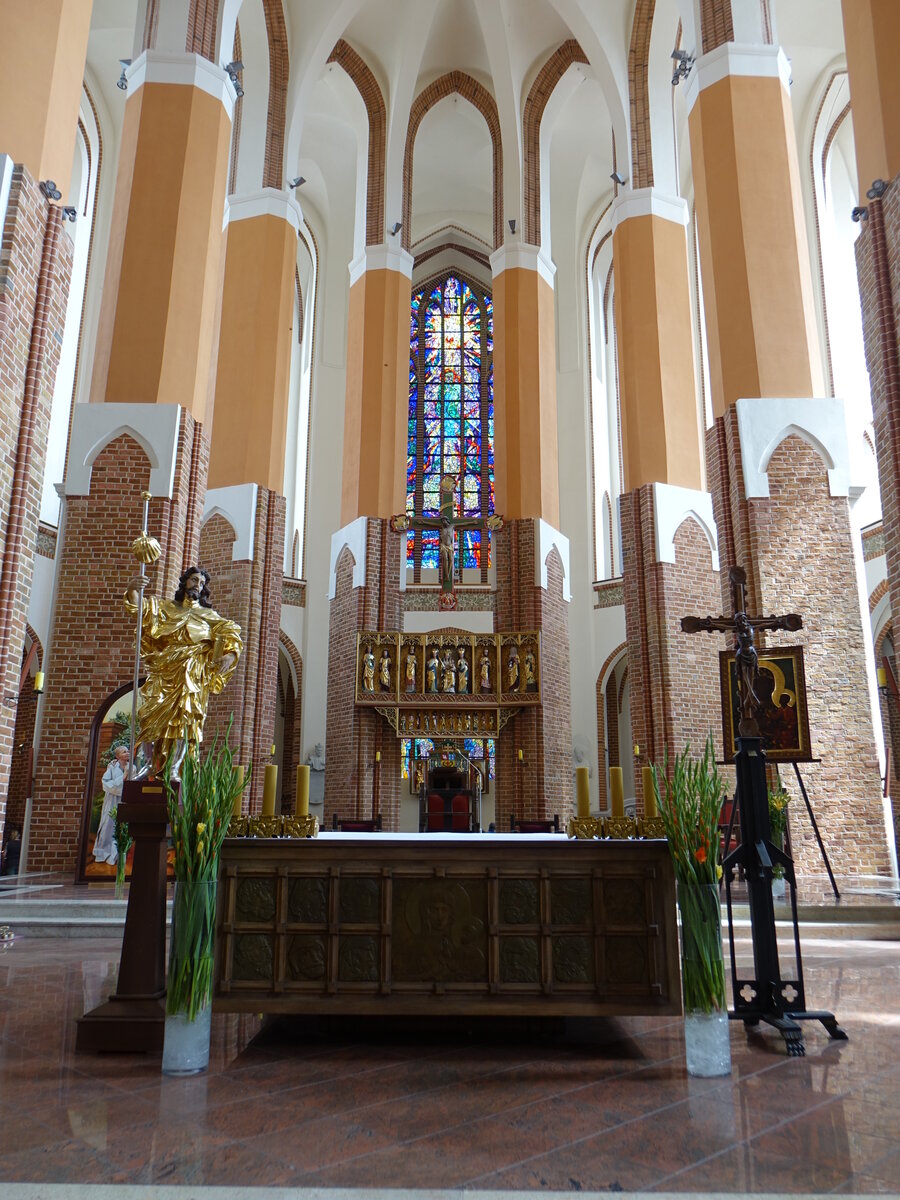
[75,779,170,1053]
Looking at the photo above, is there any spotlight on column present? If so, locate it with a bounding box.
[39,180,61,201]
[224,61,244,99]
[671,48,694,86]
[610,171,626,187]
[508,218,516,235]
[867,180,887,200]
[851,206,869,223]
[389,221,402,236]
[117,59,131,91]
[288,177,306,190]
[61,206,77,223]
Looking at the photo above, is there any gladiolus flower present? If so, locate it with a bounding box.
[694,845,707,864]
[196,822,206,834]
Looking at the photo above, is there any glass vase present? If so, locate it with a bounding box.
[162,880,217,1076]
[677,881,731,1077]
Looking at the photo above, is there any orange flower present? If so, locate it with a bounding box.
[694,845,707,864]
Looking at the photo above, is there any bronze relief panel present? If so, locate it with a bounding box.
[338,935,380,983]
[392,878,487,983]
[499,878,539,925]
[287,934,326,981]
[552,936,594,984]
[232,933,274,982]
[550,877,591,926]
[235,877,277,924]
[288,876,328,924]
[602,877,646,927]
[499,936,540,984]
[339,877,381,925]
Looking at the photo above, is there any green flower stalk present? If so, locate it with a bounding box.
[652,735,727,1014]
[164,727,249,1020]
[113,819,133,892]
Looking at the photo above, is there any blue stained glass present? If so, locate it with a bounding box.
[406,528,414,569]
[406,491,415,514]
[406,274,493,571]
[421,532,439,568]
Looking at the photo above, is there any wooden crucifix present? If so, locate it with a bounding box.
[391,475,503,612]
[681,566,803,737]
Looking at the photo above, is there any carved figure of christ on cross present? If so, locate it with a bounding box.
[681,566,803,737]
[391,475,503,611]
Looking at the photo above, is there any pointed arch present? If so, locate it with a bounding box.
[403,72,503,251]
[327,39,386,246]
[522,39,589,245]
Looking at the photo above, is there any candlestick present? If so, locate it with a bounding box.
[233,766,244,817]
[33,670,44,694]
[642,766,658,818]
[575,765,590,818]
[375,750,381,763]
[262,763,278,816]
[295,764,310,816]
[517,748,524,762]
[610,766,625,818]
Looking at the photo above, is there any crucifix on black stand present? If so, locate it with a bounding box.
[682,565,846,1056]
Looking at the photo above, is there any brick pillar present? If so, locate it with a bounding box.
[0,166,73,839]
[200,485,285,813]
[707,403,892,877]
[493,519,572,829]
[619,485,723,813]
[29,405,206,874]
[324,518,403,830]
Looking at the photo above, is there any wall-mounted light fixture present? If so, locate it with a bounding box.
[288,176,306,190]
[851,206,869,223]
[117,59,131,91]
[671,48,694,86]
[224,61,244,99]
[508,218,516,235]
[33,671,44,695]
[389,221,402,236]
[61,206,77,223]
[39,180,61,201]
[610,171,626,187]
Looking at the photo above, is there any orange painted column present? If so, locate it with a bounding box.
[612,190,702,492]
[0,0,92,194]
[209,192,300,492]
[90,54,234,423]
[842,0,900,196]
[340,244,413,524]
[489,245,560,525]
[686,45,823,415]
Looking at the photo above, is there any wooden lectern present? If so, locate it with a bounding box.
[75,779,170,1052]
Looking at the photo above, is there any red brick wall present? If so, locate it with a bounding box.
[621,487,723,813]
[30,411,203,874]
[279,632,303,805]
[494,520,573,829]
[201,489,285,812]
[0,168,73,839]
[5,688,37,833]
[324,519,402,829]
[709,414,891,876]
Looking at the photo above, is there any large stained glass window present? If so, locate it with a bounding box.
[401,738,496,788]
[407,273,494,581]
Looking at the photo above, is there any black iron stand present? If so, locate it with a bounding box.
[723,736,846,1056]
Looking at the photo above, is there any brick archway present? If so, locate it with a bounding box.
[328,39,386,245]
[628,0,656,190]
[402,72,503,251]
[522,40,588,245]
[279,630,303,792]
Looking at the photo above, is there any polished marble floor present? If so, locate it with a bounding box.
[0,932,897,1193]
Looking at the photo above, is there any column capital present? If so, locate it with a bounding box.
[489,243,556,289]
[684,43,791,112]
[329,518,368,599]
[202,484,259,560]
[734,396,861,500]
[126,51,237,119]
[611,189,689,232]
[225,189,302,234]
[64,402,182,498]
[348,243,414,286]
[651,484,719,571]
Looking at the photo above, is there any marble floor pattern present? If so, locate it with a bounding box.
[0,932,897,1193]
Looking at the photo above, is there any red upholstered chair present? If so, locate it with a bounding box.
[451,793,470,832]
[426,793,446,832]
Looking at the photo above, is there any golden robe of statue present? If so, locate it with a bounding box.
[125,570,242,775]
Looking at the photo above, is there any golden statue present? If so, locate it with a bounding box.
[125,566,242,779]
[362,645,375,692]
[507,646,520,691]
[379,648,392,691]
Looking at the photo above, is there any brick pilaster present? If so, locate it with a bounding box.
[620,486,723,812]
[0,166,73,839]
[493,519,572,829]
[324,518,403,829]
[707,408,891,877]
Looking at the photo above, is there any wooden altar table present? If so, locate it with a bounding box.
[213,833,681,1018]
